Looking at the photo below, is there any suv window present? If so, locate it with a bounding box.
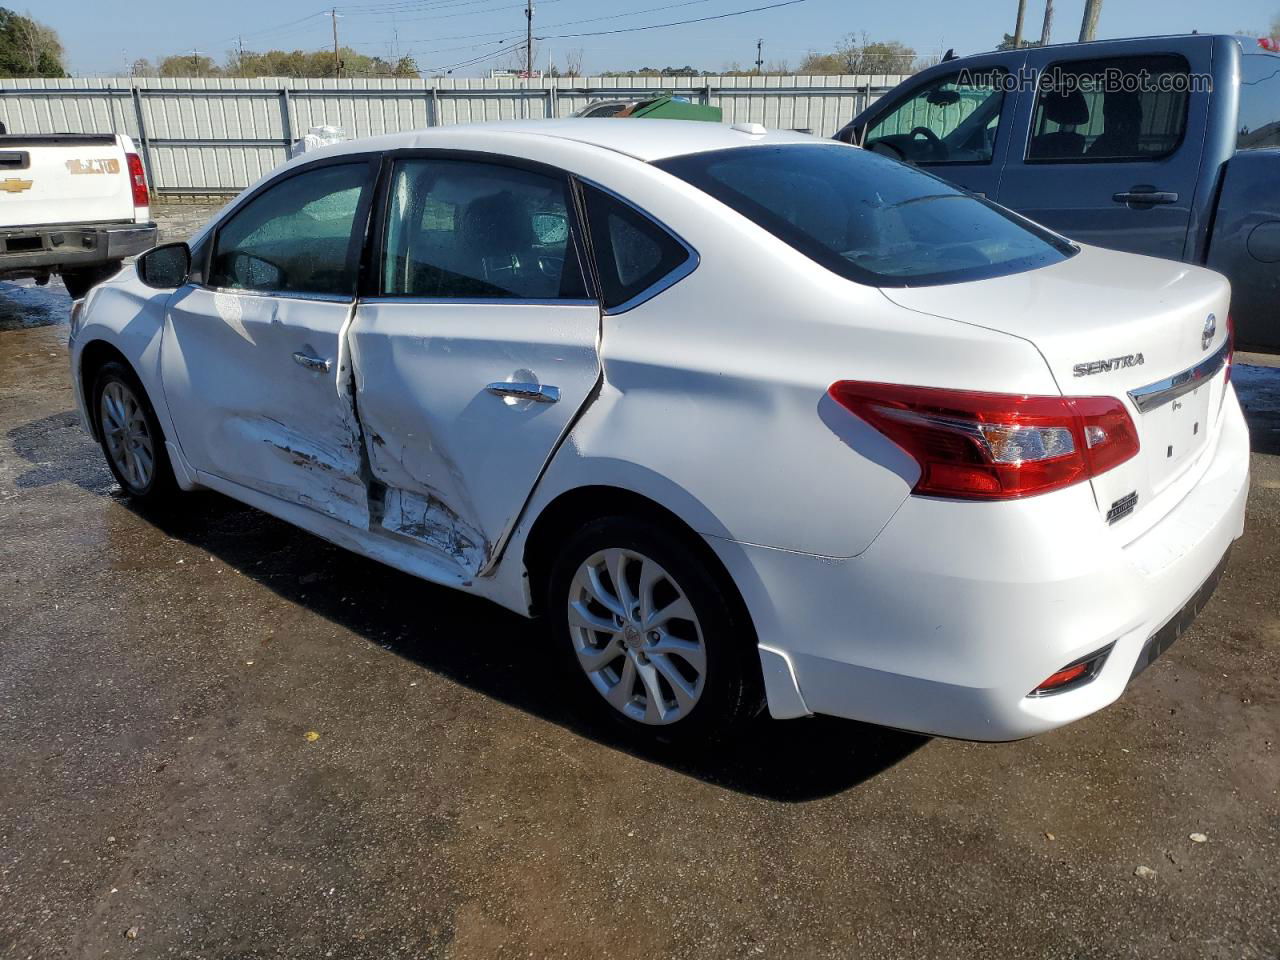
[1238,53,1280,149]
[863,69,1008,165]
[1027,55,1190,163]
[210,163,369,296]
[380,158,587,300]
[655,143,1074,288]
[580,185,691,310]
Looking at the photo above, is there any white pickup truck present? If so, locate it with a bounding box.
[0,133,157,298]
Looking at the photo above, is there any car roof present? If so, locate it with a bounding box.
[315,119,819,164]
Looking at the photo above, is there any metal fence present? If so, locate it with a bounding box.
[0,75,907,195]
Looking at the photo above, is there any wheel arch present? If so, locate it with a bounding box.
[521,485,757,643]
[78,339,134,442]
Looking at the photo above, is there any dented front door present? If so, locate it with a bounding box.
[160,159,376,528]
[162,288,369,527]
[346,155,600,572]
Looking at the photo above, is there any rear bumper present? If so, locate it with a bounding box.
[711,387,1251,741]
[0,222,156,276]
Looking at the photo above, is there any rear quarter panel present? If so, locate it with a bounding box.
[494,141,1062,564]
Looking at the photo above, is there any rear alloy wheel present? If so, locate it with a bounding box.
[568,547,708,725]
[548,516,761,743]
[92,361,177,502]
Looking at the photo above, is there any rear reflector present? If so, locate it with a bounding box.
[1029,646,1112,697]
[828,381,1140,500]
[125,153,149,207]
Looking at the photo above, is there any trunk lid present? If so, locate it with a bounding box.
[0,134,135,228]
[880,245,1232,533]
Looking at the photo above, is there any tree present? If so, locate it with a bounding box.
[0,8,65,77]
[996,32,1041,51]
[562,48,584,78]
[798,34,917,75]
[224,47,418,78]
[158,53,221,77]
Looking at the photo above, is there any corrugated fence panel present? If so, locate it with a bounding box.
[0,75,906,193]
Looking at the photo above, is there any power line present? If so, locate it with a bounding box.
[535,0,808,42]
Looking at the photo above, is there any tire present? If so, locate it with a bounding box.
[91,360,178,503]
[62,261,122,300]
[547,515,763,744]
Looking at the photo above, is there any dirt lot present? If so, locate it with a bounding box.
[1,205,1278,959]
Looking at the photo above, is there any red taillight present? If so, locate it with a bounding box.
[828,381,1140,500]
[125,153,149,208]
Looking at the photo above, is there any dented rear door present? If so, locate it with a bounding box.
[347,155,600,573]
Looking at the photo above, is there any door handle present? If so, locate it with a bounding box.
[1113,188,1178,206]
[485,381,560,403]
[292,351,332,373]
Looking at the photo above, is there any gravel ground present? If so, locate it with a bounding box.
[0,204,1277,959]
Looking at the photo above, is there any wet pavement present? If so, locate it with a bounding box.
[1,207,1279,959]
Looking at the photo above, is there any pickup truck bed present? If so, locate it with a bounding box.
[0,133,156,298]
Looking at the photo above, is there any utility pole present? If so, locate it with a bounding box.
[1012,0,1027,48]
[1039,0,1055,46]
[1078,0,1102,42]
[236,35,245,76]
[525,0,534,79]
[755,38,764,73]
[330,8,342,79]
[191,48,202,76]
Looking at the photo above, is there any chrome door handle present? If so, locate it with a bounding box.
[292,351,332,373]
[485,381,560,403]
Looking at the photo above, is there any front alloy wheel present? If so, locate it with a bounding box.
[100,380,155,491]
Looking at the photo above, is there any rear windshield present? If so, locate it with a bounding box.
[654,143,1075,287]
[1238,53,1280,150]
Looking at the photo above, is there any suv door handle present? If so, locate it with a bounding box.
[1113,188,1179,206]
[485,381,560,403]
[292,351,332,373]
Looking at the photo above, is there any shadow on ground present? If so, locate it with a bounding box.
[7,410,928,802]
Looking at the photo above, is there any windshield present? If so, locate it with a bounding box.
[654,143,1075,287]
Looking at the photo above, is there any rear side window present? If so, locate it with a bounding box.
[210,162,369,296]
[1026,55,1190,163]
[1238,54,1280,150]
[380,158,587,300]
[581,185,691,310]
[655,143,1074,288]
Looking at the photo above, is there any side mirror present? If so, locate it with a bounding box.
[138,242,191,289]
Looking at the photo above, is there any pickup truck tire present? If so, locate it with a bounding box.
[62,262,123,300]
[91,360,178,503]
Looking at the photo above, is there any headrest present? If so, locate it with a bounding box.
[1041,89,1089,126]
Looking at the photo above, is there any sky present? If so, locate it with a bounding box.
[37,0,1280,77]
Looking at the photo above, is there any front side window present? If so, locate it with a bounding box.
[210,163,369,296]
[655,144,1075,288]
[380,158,587,300]
[1238,53,1280,150]
[1027,55,1190,163]
[864,69,1008,165]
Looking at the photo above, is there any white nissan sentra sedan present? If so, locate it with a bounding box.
[68,120,1249,743]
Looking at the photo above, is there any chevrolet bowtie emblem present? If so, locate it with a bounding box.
[0,178,33,193]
